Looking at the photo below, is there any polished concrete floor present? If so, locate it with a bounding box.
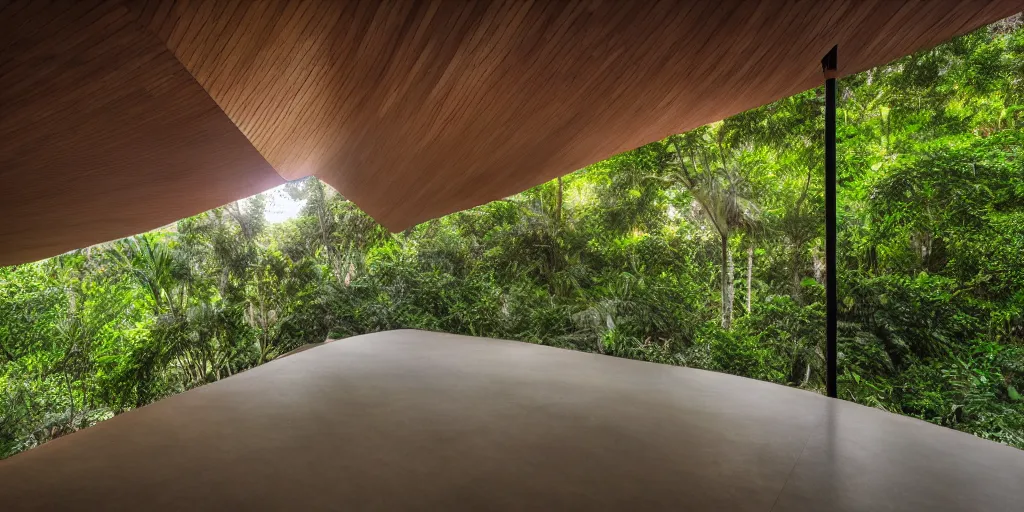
[2,330,1022,510]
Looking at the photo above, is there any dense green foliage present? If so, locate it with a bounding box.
[3,19,1023,458]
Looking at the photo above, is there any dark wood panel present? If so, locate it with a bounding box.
[0,0,283,266]
[1,1,1018,265]
[137,0,1021,231]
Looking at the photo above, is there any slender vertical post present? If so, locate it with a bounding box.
[822,46,838,399]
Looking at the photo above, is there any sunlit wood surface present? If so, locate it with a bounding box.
[2,330,1022,511]
[1,1,1020,265]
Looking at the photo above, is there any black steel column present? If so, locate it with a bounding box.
[823,46,838,399]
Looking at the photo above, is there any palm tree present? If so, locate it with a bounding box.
[109,234,184,316]
[659,133,760,329]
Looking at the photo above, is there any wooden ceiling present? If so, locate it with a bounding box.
[1,1,1020,265]
[0,1,283,265]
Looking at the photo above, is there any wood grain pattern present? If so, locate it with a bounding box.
[1,1,1019,266]
[0,0,283,266]
[136,0,1021,231]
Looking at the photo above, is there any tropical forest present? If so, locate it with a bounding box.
[2,17,1023,459]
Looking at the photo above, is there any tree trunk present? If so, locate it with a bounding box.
[64,372,76,433]
[812,248,824,282]
[555,176,563,226]
[721,234,733,329]
[791,249,802,304]
[746,245,753,314]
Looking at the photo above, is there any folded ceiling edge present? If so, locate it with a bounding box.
[0,1,284,267]
[346,3,1022,234]
[129,1,1022,234]
[2,2,1019,269]
[129,0,306,186]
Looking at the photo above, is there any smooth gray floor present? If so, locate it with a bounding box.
[2,330,1022,510]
